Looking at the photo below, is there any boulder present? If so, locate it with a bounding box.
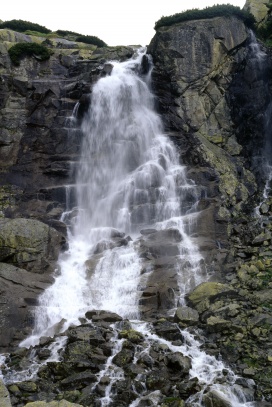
[0,380,12,407]
[203,389,232,407]
[174,306,199,326]
[0,218,65,273]
[187,282,237,312]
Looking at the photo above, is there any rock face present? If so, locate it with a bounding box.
[244,0,269,23]
[0,218,65,350]
[148,16,256,212]
[0,11,272,406]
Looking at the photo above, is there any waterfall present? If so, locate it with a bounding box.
[248,32,272,206]
[19,48,204,347]
[6,48,255,406]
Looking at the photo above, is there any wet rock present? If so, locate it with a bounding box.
[203,389,232,407]
[64,341,107,369]
[110,378,137,405]
[174,306,199,326]
[112,347,134,367]
[166,352,191,375]
[118,329,144,343]
[154,321,183,342]
[177,377,201,398]
[85,310,123,322]
[139,228,182,258]
[67,325,105,345]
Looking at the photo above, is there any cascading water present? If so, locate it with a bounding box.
[2,49,256,406]
[20,48,205,348]
[248,33,272,212]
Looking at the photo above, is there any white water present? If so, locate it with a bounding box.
[249,32,272,215]
[129,322,255,407]
[20,48,204,348]
[5,48,255,406]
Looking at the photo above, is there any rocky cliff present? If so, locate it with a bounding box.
[0,8,272,407]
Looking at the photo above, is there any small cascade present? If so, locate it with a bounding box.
[0,48,258,407]
[127,322,255,407]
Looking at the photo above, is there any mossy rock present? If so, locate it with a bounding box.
[118,329,144,343]
[187,282,236,312]
[0,218,63,272]
[0,379,12,407]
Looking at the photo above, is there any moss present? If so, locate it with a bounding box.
[118,329,144,343]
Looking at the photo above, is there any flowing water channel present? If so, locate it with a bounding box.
[1,49,256,406]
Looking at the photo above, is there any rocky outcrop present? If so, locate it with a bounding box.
[0,310,251,407]
[148,16,257,212]
[0,218,66,350]
[244,0,269,24]
[0,29,134,226]
[0,380,12,407]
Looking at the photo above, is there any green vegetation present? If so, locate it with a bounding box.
[24,30,49,37]
[75,35,107,47]
[257,0,272,44]
[55,30,107,46]
[55,29,82,38]
[155,4,256,30]
[0,19,107,47]
[0,19,51,34]
[8,42,52,66]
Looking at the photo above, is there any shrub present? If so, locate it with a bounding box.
[75,35,107,47]
[56,29,82,37]
[8,42,52,65]
[0,19,51,34]
[154,4,256,30]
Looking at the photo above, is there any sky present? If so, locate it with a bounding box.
[1,0,247,46]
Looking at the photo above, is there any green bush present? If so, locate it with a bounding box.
[56,29,81,37]
[0,19,51,34]
[155,4,256,30]
[8,42,52,65]
[75,35,107,47]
